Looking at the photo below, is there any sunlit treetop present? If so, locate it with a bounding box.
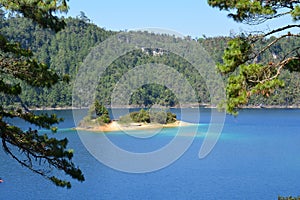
[208,0,300,24]
[0,0,68,32]
[208,0,300,115]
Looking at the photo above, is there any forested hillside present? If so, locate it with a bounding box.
[1,14,300,108]
[1,14,114,108]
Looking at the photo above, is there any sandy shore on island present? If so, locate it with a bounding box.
[75,120,195,132]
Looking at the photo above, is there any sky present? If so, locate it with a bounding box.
[65,0,296,38]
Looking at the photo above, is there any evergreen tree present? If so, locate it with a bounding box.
[0,0,84,188]
[208,0,300,114]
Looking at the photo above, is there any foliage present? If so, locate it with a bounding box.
[1,12,300,110]
[0,1,84,188]
[129,109,151,123]
[82,100,111,126]
[119,109,176,124]
[208,0,300,24]
[94,47,210,107]
[208,0,300,115]
[0,0,68,32]
[166,112,177,123]
[94,100,109,117]
[97,114,111,125]
[94,100,110,125]
[0,15,114,108]
[278,196,300,200]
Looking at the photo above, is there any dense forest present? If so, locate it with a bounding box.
[1,14,300,108]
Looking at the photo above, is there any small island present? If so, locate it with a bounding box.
[77,101,193,132]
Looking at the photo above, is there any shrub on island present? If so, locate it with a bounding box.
[119,109,176,124]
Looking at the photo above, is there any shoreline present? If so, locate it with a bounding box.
[29,106,89,111]
[29,105,300,111]
[75,120,195,132]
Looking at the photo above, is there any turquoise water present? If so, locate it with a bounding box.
[1,108,300,199]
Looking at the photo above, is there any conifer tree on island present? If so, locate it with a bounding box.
[208,0,300,115]
[0,0,84,188]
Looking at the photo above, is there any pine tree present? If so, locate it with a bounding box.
[0,0,84,188]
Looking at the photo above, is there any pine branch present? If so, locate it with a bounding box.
[264,25,300,38]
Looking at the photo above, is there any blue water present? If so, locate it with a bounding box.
[1,108,300,199]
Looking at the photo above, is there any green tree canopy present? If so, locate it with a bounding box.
[2,15,300,109]
[0,0,84,188]
[94,100,111,124]
[208,0,300,114]
[0,0,68,32]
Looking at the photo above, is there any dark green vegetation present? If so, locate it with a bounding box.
[208,2,300,197]
[79,100,111,127]
[208,0,300,114]
[1,14,300,110]
[119,109,177,124]
[95,47,211,107]
[94,100,111,124]
[0,1,84,188]
[1,0,299,192]
[0,12,113,108]
[278,196,300,200]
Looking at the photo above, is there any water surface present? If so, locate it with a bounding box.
[1,108,300,199]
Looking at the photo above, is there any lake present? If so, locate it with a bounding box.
[1,108,300,199]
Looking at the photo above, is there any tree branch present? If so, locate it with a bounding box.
[243,11,291,25]
[248,57,300,84]
[264,24,300,38]
[252,33,300,61]
[2,137,48,178]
